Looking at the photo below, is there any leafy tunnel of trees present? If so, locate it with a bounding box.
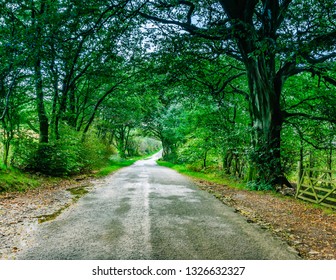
[1,0,336,190]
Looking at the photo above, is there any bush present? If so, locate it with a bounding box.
[13,140,83,176]
[246,180,274,191]
[12,129,115,176]
[79,133,115,171]
[11,135,39,170]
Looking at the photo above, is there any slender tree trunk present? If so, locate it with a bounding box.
[82,83,120,135]
[203,150,207,169]
[50,76,59,140]
[54,87,68,140]
[1,120,12,167]
[161,138,173,160]
[235,156,240,178]
[68,85,77,128]
[3,138,10,167]
[225,150,233,175]
[35,58,49,143]
[32,2,49,144]
[49,40,59,141]
[116,126,127,158]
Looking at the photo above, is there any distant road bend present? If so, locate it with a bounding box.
[18,151,298,260]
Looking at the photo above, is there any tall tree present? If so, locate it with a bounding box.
[139,0,336,188]
[0,0,31,165]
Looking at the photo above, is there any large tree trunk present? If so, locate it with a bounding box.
[246,58,291,188]
[218,0,293,189]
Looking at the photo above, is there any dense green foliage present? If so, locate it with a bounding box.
[1,0,336,191]
[0,0,161,181]
[139,0,336,189]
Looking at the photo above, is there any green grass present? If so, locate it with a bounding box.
[95,151,160,177]
[311,202,336,215]
[157,160,246,190]
[96,159,138,177]
[157,161,336,215]
[0,151,161,194]
[0,168,41,193]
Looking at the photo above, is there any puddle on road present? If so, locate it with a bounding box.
[115,201,131,215]
[37,206,69,224]
[37,186,91,223]
[68,186,90,202]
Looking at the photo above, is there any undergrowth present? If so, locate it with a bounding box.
[1,150,161,194]
[0,168,41,193]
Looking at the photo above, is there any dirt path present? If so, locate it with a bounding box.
[0,175,93,259]
[196,180,336,260]
[3,152,298,260]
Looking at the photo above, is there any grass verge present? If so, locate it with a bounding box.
[96,151,160,177]
[95,159,138,177]
[157,160,336,214]
[0,150,161,194]
[157,160,246,190]
[0,169,41,193]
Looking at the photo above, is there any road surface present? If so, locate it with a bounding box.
[17,152,298,260]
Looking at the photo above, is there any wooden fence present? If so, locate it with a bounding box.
[296,167,336,209]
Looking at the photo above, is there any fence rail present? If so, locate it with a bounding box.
[296,167,336,209]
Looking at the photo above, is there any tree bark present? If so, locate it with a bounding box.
[67,85,77,128]
[82,82,122,135]
[35,57,49,143]
[245,58,292,187]
[1,120,12,167]
[220,0,292,188]
[203,150,207,169]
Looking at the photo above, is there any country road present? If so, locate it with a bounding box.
[17,152,299,260]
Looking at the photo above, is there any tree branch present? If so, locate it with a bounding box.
[229,84,249,100]
[0,91,11,121]
[138,11,229,41]
[288,121,330,150]
[214,72,246,96]
[323,75,336,87]
[178,1,195,25]
[285,96,323,111]
[300,30,336,58]
[276,0,292,29]
[283,111,336,123]
[304,52,336,64]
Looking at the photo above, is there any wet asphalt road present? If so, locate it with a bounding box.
[18,152,298,260]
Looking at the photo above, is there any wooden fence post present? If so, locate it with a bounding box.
[296,161,302,198]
